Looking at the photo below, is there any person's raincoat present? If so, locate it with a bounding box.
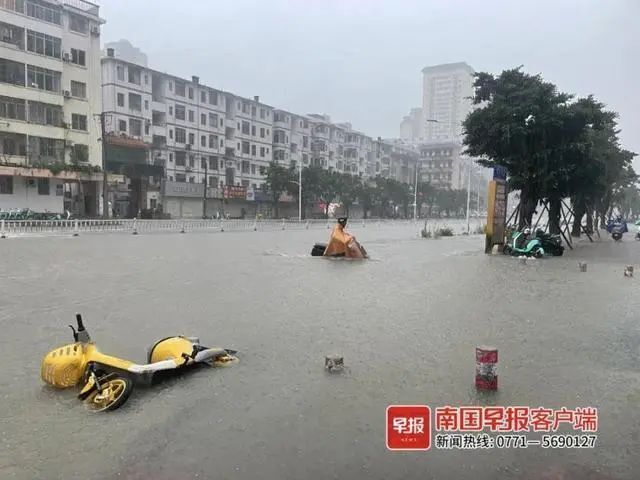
[323,224,366,258]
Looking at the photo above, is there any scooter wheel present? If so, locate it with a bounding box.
[83,374,133,413]
[534,249,544,259]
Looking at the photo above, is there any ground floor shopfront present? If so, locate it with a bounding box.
[0,165,102,216]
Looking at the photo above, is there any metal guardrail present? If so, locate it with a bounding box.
[0,218,486,238]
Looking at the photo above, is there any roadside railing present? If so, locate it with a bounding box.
[0,218,486,238]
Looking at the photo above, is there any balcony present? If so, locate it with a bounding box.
[0,22,25,50]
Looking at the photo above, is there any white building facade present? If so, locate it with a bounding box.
[0,0,103,216]
[421,62,475,142]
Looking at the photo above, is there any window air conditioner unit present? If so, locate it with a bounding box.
[63,90,71,98]
[90,26,100,36]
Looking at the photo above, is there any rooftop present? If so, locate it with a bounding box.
[421,62,474,74]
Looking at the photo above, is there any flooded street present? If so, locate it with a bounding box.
[1,224,639,480]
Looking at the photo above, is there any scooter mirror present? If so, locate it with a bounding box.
[76,313,85,331]
[68,325,78,341]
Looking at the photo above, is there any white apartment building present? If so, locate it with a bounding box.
[272,109,312,172]
[102,45,281,217]
[399,107,423,141]
[421,62,474,142]
[0,0,103,215]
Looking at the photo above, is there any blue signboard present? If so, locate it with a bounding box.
[493,166,507,180]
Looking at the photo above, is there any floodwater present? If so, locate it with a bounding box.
[0,224,638,480]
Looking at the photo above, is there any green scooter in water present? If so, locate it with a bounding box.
[503,228,545,258]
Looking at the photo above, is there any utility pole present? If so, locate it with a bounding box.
[100,113,109,219]
[298,160,302,222]
[466,160,471,234]
[413,160,419,221]
[202,158,208,218]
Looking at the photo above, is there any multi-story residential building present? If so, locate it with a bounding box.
[0,0,103,216]
[102,45,280,217]
[399,107,423,141]
[272,109,312,172]
[421,62,475,142]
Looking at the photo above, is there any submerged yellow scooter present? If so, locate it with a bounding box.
[41,314,238,412]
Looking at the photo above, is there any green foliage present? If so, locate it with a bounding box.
[436,227,454,237]
[264,161,292,217]
[463,67,637,228]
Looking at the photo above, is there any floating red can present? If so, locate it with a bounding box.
[475,346,498,390]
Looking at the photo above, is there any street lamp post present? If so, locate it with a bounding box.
[413,160,419,221]
[289,161,302,222]
[466,160,471,234]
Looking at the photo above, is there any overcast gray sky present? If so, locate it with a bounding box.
[100,0,639,162]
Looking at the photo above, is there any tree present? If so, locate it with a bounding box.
[463,68,573,228]
[357,182,376,219]
[336,173,360,216]
[318,169,340,218]
[264,162,291,218]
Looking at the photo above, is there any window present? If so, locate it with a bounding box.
[208,176,217,186]
[145,123,149,135]
[260,147,265,158]
[188,133,194,145]
[129,118,142,136]
[169,153,173,162]
[302,153,308,164]
[71,144,88,163]
[169,81,173,91]
[116,65,124,80]
[303,136,309,148]
[241,121,250,135]
[175,104,185,120]
[241,160,250,174]
[70,48,85,66]
[175,128,186,143]
[68,13,88,34]
[209,156,218,170]
[144,100,149,110]
[70,81,86,99]
[200,91,206,102]
[260,128,265,138]
[127,66,141,85]
[260,109,265,119]
[0,96,26,121]
[251,145,256,156]
[128,93,142,111]
[242,179,250,188]
[201,113,206,125]
[208,91,217,105]
[71,113,87,131]
[209,113,218,126]
[201,158,207,169]
[242,103,249,114]
[251,125,256,136]
[189,177,195,183]
[28,102,62,126]
[175,151,186,166]
[144,74,148,85]
[25,1,61,25]
[188,87,193,99]
[189,155,194,167]
[208,135,217,148]
[251,106,256,116]
[116,93,125,107]
[38,178,50,195]
[242,141,250,154]
[251,164,256,175]
[274,150,285,161]
[168,106,173,115]
[118,119,126,132]
[0,176,13,194]
[200,135,206,147]
[188,110,194,122]
[27,65,61,93]
[175,173,186,182]
[36,137,59,157]
[26,30,61,59]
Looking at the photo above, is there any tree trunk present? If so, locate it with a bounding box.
[518,189,537,229]
[548,197,562,235]
[273,197,279,218]
[586,209,594,233]
[571,198,585,237]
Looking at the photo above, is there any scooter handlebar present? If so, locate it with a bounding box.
[76,313,85,331]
